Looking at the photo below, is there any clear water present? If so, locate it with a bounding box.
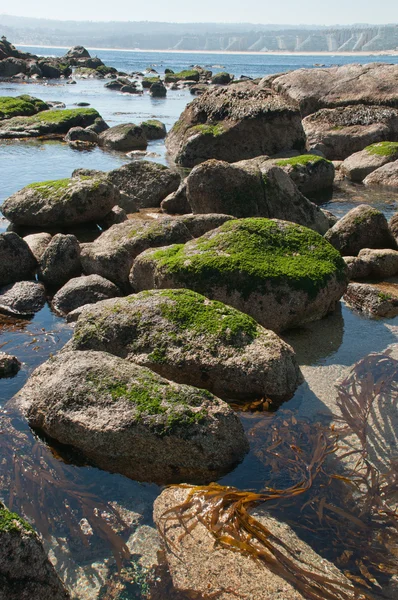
[0,48,397,599]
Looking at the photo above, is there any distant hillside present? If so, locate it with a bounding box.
[1,15,398,52]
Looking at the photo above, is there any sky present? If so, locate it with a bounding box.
[2,0,398,25]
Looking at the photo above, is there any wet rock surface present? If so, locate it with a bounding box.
[0,281,46,316]
[12,350,249,484]
[0,352,21,378]
[0,232,37,287]
[344,281,398,317]
[99,123,147,151]
[0,107,100,139]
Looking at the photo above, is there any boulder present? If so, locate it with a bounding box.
[64,45,91,60]
[141,76,160,89]
[153,487,354,600]
[104,77,132,90]
[12,350,248,484]
[174,213,235,238]
[64,126,99,144]
[0,107,100,139]
[149,81,167,97]
[272,154,335,195]
[185,158,330,234]
[139,119,167,140]
[107,161,181,210]
[71,289,303,401]
[0,232,37,287]
[100,205,128,228]
[268,63,398,117]
[324,205,395,256]
[52,274,121,315]
[303,105,398,160]
[98,123,147,151]
[166,82,306,167]
[161,183,191,215]
[341,142,398,182]
[2,174,119,227]
[38,234,81,289]
[0,95,48,120]
[363,159,398,187]
[81,218,192,289]
[130,218,347,333]
[165,70,200,83]
[211,71,232,84]
[0,57,27,77]
[0,281,46,316]
[23,232,52,261]
[344,282,398,318]
[345,248,398,280]
[0,502,70,600]
[85,117,109,134]
[0,353,21,378]
[389,213,398,244]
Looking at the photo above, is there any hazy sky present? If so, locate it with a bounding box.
[3,0,398,25]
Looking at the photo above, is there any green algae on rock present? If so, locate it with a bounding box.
[0,95,48,120]
[70,288,303,401]
[130,218,347,332]
[12,350,248,484]
[365,141,398,157]
[165,69,200,83]
[0,107,100,138]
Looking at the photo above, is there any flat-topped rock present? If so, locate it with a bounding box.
[341,142,398,182]
[271,154,335,195]
[166,81,306,167]
[345,248,398,280]
[81,218,192,289]
[12,350,248,484]
[99,123,147,151]
[70,289,303,402]
[130,218,347,332]
[303,104,398,160]
[344,281,398,318]
[0,107,100,139]
[2,173,119,227]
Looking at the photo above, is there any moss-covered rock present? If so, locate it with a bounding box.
[142,76,160,88]
[165,70,200,83]
[130,218,347,332]
[0,501,70,600]
[211,71,232,85]
[0,95,48,120]
[70,289,302,401]
[2,173,120,227]
[13,350,248,484]
[324,205,396,256]
[81,217,192,289]
[273,154,335,195]
[341,142,398,182]
[166,82,306,167]
[139,119,167,140]
[98,123,147,151]
[0,107,100,138]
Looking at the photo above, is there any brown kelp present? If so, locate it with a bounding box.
[159,350,398,600]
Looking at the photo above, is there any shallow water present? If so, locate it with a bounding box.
[0,49,397,599]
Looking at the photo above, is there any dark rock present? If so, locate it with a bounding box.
[211,72,232,84]
[0,232,37,287]
[52,274,121,315]
[271,154,335,195]
[98,123,147,151]
[139,119,167,140]
[64,126,99,144]
[100,206,128,228]
[0,281,46,316]
[150,81,167,97]
[0,57,27,77]
[85,117,109,134]
[161,183,191,215]
[38,234,81,289]
[0,353,21,378]
[0,108,100,139]
[64,46,91,60]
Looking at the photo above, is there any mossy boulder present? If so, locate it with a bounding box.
[211,71,232,85]
[341,142,398,182]
[185,158,330,234]
[324,205,396,256]
[363,159,398,187]
[0,95,48,120]
[130,218,347,332]
[139,119,167,139]
[273,154,335,195]
[81,217,192,289]
[166,82,306,167]
[0,232,37,287]
[98,123,147,151]
[2,173,119,227]
[303,104,398,161]
[13,350,248,484]
[142,76,160,88]
[0,107,100,138]
[0,502,70,599]
[107,160,181,210]
[70,289,303,401]
[165,70,200,83]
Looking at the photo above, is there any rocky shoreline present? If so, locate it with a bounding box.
[0,42,397,600]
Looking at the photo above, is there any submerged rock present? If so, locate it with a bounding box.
[344,281,398,318]
[130,218,347,332]
[153,486,354,600]
[0,352,21,378]
[324,205,396,256]
[0,281,46,316]
[52,274,121,315]
[341,142,398,182]
[71,289,303,401]
[12,350,248,484]
[0,502,70,599]
[38,234,81,289]
[166,82,306,167]
[303,105,398,160]
[81,218,192,289]
[2,174,119,227]
[98,123,147,151]
[107,161,181,210]
[185,158,330,234]
[0,232,37,287]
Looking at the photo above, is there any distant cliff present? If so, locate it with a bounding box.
[0,16,397,52]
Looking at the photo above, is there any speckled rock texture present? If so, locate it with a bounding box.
[344,281,398,318]
[0,281,46,316]
[0,352,21,378]
[38,234,81,289]
[51,274,121,315]
[0,232,37,287]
